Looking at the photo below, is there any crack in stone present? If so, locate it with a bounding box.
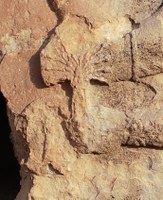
[148,156,153,170]
[0,50,6,64]
[127,30,157,96]
[91,176,100,199]
[128,15,140,31]
[48,163,64,175]
[128,32,135,81]
[42,127,48,161]
[151,0,163,17]
[46,0,64,25]
[75,14,94,29]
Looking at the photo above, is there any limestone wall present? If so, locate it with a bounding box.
[0,0,163,199]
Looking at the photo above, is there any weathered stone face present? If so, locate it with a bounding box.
[41,3,163,153]
[0,0,163,199]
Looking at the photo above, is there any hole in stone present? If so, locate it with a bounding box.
[90,79,108,86]
[0,92,21,200]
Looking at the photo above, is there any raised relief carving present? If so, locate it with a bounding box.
[40,1,163,153]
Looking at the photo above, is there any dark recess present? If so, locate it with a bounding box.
[0,92,21,200]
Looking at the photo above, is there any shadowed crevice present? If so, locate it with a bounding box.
[0,92,21,200]
[151,0,163,17]
[46,0,64,25]
[29,0,64,89]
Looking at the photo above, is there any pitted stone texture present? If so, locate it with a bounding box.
[133,13,163,78]
[53,0,163,26]
[41,15,132,153]
[41,7,163,153]
[0,0,163,199]
[21,150,163,200]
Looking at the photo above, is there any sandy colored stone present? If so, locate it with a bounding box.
[133,11,163,78]
[41,2,163,152]
[0,0,163,199]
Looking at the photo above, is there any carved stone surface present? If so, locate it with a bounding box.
[41,3,163,152]
[0,0,163,199]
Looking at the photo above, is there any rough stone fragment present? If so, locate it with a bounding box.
[133,11,163,78]
[41,7,163,152]
[0,0,163,199]
[53,0,163,25]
